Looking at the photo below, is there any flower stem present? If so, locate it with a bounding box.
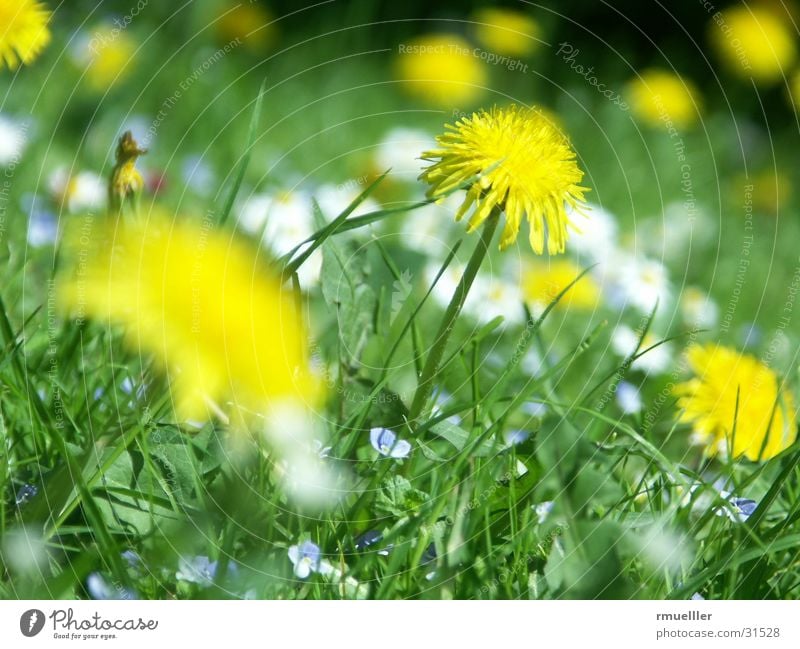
[408,210,499,425]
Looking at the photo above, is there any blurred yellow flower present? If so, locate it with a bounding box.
[81,26,136,90]
[523,259,599,311]
[216,1,275,51]
[472,8,540,57]
[395,34,486,107]
[675,344,797,461]
[737,169,792,215]
[58,210,318,421]
[709,5,796,84]
[420,104,588,253]
[627,69,701,129]
[0,0,50,69]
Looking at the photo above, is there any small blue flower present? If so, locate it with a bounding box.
[533,501,554,524]
[120,377,135,394]
[121,550,142,572]
[709,488,758,522]
[522,401,547,418]
[27,206,58,247]
[176,556,217,586]
[421,542,437,565]
[354,530,382,551]
[503,429,529,447]
[370,427,411,459]
[740,323,762,348]
[312,439,332,458]
[432,389,462,425]
[616,381,642,414]
[182,155,215,197]
[730,498,758,521]
[288,541,322,579]
[120,376,147,401]
[86,573,136,600]
[354,530,391,555]
[421,542,438,581]
[15,484,38,506]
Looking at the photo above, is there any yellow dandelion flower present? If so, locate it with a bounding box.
[420,104,588,253]
[0,0,50,70]
[675,344,797,461]
[627,69,701,129]
[523,259,600,311]
[709,5,796,84]
[735,169,792,216]
[80,25,136,90]
[472,8,540,57]
[58,209,318,421]
[216,1,276,52]
[395,34,487,107]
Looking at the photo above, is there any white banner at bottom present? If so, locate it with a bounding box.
[1,600,798,648]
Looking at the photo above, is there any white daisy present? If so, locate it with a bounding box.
[614,255,671,314]
[315,183,381,220]
[424,261,521,325]
[68,171,106,213]
[238,191,322,287]
[611,325,672,375]
[374,127,436,183]
[680,287,719,330]
[424,261,472,312]
[237,192,276,234]
[0,114,27,166]
[400,192,462,257]
[466,274,525,326]
[635,201,716,260]
[568,202,618,264]
[48,167,106,213]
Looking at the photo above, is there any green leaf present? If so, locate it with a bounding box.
[429,420,497,458]
[376,476,428,517]
[282,172,389,280]
[544,520,633,598]
[320,235,377,364]
[92,449,180,536]
[217,79,267,227]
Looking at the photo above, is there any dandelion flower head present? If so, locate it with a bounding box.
[523,259,600,311]
[420,104,588,253]
[0,0,50,70]
[216,1,276,52]
[58,209,319,421]
[472,8,540,57]
[79,24,136,90]
[395,33,487,107]
[675,344,797,461]
[709,5,796,84]
[627,69,701,129]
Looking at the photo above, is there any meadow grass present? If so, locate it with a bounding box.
[2,9,800,601]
